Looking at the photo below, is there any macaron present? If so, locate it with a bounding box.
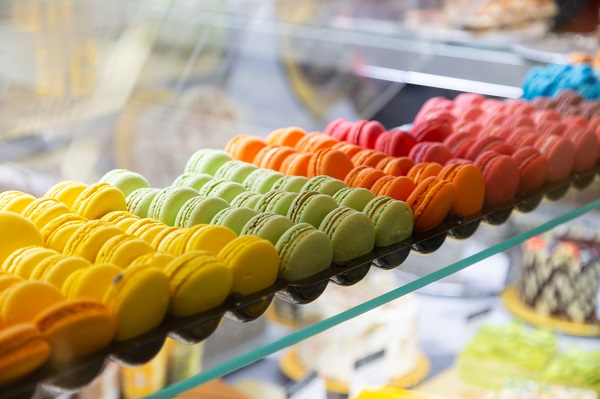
[178,224,237,255]
[21,198,71,229]
[0,324,50,385]
[64,220,124,262]
[363,196,414,247]
[102,264,169,341]
[375,157,414,177]
[39,214,87,252]
[198,179,246,203]
[438,163,485,216]
[351,149,388,168]
[241,213,295,245]
[370,176,416,202]
[129,253,176,271]
[376,130,416,157]
[253,145,297,171]
[0,281,64,326]
[96,234,154,268]
[271,175,310,193]
[230,191,264,209]
[0,212,44,266]
[564,126,599,172]
[327,119,353,141]
[409,142,453,164]
[29,254,91,290]
[99,169,151,199]
[287,190,339,229]
[154,228,188,255]
[410,118,453,142]
[43,181,88,208]
[243,169,285,194]
[347,120,385,149]
[2,246,59,279]
[214,161,257,184]
[444,132,476,159]
[295,132,338,153]
[406,176,456,233]
[279,152,313,177]
[534,135,576,182]
[34,299,116,363]
[266,126,307,147]
[126,219,168,244]
[72,182,128,220]
[464,136,515,160]
[171,172,214,191]
[344,166,386,190]
[254,190,299,216]
[331,142,363,158]
[275,223,333,281]
[148,187,200,226]
[0,191,37,213]
[332,187,376,212]
[126,188,161,218]
[163,251,232,317]
[211,207,258,235]
[318,206,376,263]
[474,151,520,206]
[307,148,354,180]
[101,211,141,232]
[407,162,443,185]
[40,213,87,252]
[185,149,233,176]
[225,135,267,163]
[217,235,279,295]
[301,175,347,196]
[0,275,23,294]
[511,147,551,193]
[174,196,229,228]
[150,226,183,251]
[324,118,349,136]
[62,264,122,301]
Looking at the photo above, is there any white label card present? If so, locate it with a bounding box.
[286,371,327,399]
[349,349,391,398]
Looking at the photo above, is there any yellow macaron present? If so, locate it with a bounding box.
[179,224,237,256]
[62,263,122,301]
[0,191,36,213]
[101,211,141,232]
[21,198,72,230]
[43,181,88,208]
[64,220,124,262]
[0,212,45,266]
[129,252,176,270]
[154,228,188,255]
[126,219,170,245]
[0,281,65,326]
[29,254,91,290]
[2,246,59,279]
[95,234,154,268]
[39,213,88,252]
[72,182,127,220]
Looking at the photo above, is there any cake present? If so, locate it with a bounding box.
[296,272,420,384]
[543,350,600,393]
[518,225,600,324]
[458,323,557,388]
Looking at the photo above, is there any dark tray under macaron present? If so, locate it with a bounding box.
[2,162,599,399]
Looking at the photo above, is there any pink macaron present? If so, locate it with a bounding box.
[503,114,535,130]
[475,150,520,206]
[375,129,417,157]
[532,109,562,124]
[444,132,476,159]
[411,118,453,143]
[511,147,551,193]
[534,134,576,182]
[465,136,516,160]
[347,120,385,149]
[536,122,566,136]
[563,126,599,172]
[454,121,483,136]
[409,142,453,164]
[454,93,486,106]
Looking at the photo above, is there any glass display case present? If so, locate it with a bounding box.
[0,1,598,398]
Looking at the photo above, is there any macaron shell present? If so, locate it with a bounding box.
[438,164,485,216]
[307,149,354,181]
[175,196,230,228]
[332,187,376,212]
[217,236,279,296]
[64,221,124,262]
[185,149,233,176]
[73,183,128,220]
[536,135,576,182]
[149,187,199,226]
[225,135,267,163]
[34,300,116,363]
[512,148,551,193]
[0,324,50,385]
[475,151,520,205]
[183,225,237,255]
[0,191,36,213]
[0,275,23,294]
[215,162,257,185]
[275,223,333,281]
[43,181,88,208]
[377,157,414,176]
[211,207,258,236]
[288,192,339,229]
[241,213,295,245]
[103,265,169,341]
[230,192,264,209]
[407,177,456,233]
[31,255,91,290]
[62,264,123,301]
[126,188,161,218]
[3,247,58,278]
[371,176,416,202]
[41,217,87,253]
[0,281,65,326]
[99,169,150,199]
[280,152,313,177]
[318,207,375,263]
[0,212,44,266]
[271,175,310,193]
[22,198,72,230]
[156,229,188,255]
[96,234,154,268]
[364,197,414,247]
[150,227,182,251]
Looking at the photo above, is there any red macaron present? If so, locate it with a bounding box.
[534,134,576,182]
[409,142,453,164]
[410,118,453,143]
[511,147,551,193]
[475,150,520,206]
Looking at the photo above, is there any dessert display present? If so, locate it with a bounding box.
[518,225,600,324]
[523,64,600,101]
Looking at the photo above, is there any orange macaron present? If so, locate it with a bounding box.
[296,132,339,153]
[376,156,414,176]
[344,166,387,190]
[253,145,297,171]
[438,163,485,216]
[351,149,388,168]
[371,175,416,202]
[280,152,314,176]
[266,126,307,147]
[307,148,355,180]
[331,142,364,159]
[407,162,443,184]
[225,135,268,163]
[406,176,456,233]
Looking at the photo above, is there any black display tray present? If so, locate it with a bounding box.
[1,164,599,399]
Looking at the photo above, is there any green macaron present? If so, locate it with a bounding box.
[172,172,214,191]
[243,169,285,194]
[148,187,200,226]
[271,175,310,193]
[276,222,333,281]
[215,160,258,184]
[241,213,294,246]
[230,192,264,209]
[254,190,299,216]
[287,190,339,229]
[211,207,258,235]
[332,187,376,212]
[319,206,375,263]
[100,169,151,198]
[127,188,161,218]
[302,176,347,196]
[363,196,414,247]
[185,149,233,176]
[198,179,246,203]
[174,196,230,228]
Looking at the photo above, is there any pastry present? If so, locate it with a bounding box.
[254,190,299,216]
[331,142,363,158]
[319,206,375,263]
[175,196,229,227]
[43,181,88,208]
[406,176,455,233]
[438,163,485,216]
[126,188,161,218]
[126,219,169,244]
[29,254,90,290]
[0,211,44,265]
[271,175,309,193]
[95,234,154,268]
[0,191,36,213]
[229,191,264,209]
[253,145,297,172]
[163,251,232,317]
[39,214,87,252]
[62,264,122,301]
[198,179,246,203]
[279,152,313,177]
[241,213,295,246]
[347,120,385,149]
[344,166,386,190]
[300,175,347,196]
[474,151,520,206]
[64,220,124,262]
[148,187,200,226]
[224,135,267,163]
[101,211,141,232]
[307,148,354,180]
[155,229,188,255]
[295,132,338,153]
[287,190,339,229]
[331,187,376,212]
[363,196,413,247]
[409,142,453,165]
[351,149,388,168]
[275,222,333,281]
[185,149,233,176]
[511,147,550,193]
[266,126,307,147]
[0,323,50,385]
[217,235,279,295]
[371,175,416,202]
[99,169,151,199]
[72,182,128,220]
[214,161,257,184]
[150,227,183,251]
[172,172,215,191]
[376,156,414,177]
[243,169,285,194]
[129,252,176,270]
[410,118,453,143]
[2,246,59,279]
[563,125,599,173]
[179,224,237,255]
[375,130,417,158]
[407,162,443,185]
[21,198,71,229]
[211,207,258,236]
[534,135,576,182]
[0,281,65,326]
